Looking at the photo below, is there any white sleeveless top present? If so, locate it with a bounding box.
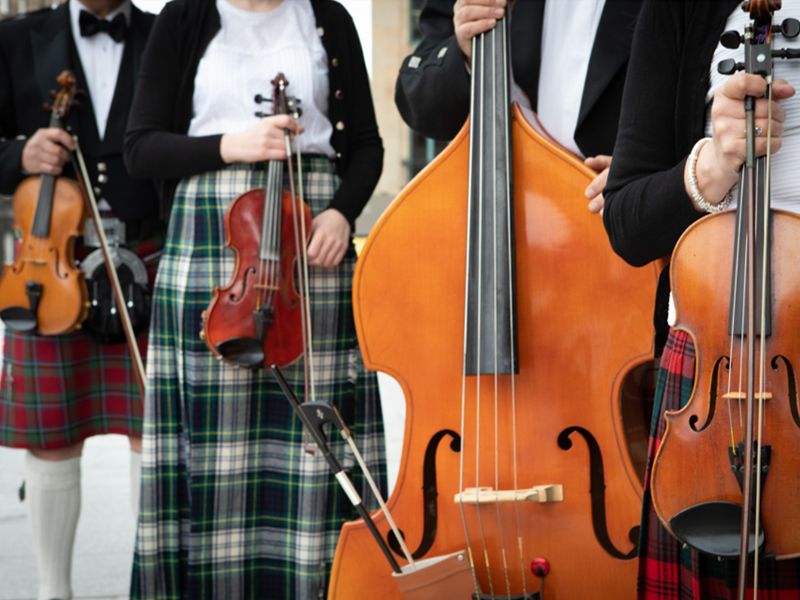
[188,0,336,157]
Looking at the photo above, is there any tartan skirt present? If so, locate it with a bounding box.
[638,329,800,599]
[131,158,386,600]
[0,235,161,449]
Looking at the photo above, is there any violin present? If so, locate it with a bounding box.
[0,71,88,335]
[329,14,660,599]
[650,0,800,594]
[202,73,311,370]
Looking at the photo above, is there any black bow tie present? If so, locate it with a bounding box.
[79,11,127,43]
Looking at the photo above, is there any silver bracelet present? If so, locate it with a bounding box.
[687,137,733,213]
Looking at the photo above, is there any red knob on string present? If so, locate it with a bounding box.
[530,557,550,578]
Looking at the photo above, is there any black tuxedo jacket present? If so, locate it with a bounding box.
[0,3,159,223]
[395,0,641,157]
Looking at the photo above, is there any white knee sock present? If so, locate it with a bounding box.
[129,450,141,520]
[25,452,81,600]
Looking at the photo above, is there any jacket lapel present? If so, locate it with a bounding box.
[30,4,72,107]
[102,5,147,152]
[510,0,545,110]
[575,0,640,130]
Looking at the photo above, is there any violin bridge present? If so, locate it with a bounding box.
[721,392,773,401]
[454,485,564,505]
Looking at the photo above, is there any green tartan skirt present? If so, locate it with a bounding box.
[132,158,386,600]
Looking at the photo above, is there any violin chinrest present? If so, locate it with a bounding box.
[0,306,38,333]
[670,501,764,558]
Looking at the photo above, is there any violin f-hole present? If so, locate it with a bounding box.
[771,355,800,428]
[690,355,729,432]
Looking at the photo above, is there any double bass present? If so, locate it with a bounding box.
[330,14,659,599]
[650,2,800,595]
[0,71,88,335]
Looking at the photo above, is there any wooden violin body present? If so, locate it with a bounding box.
[0,70,88,336]
[0,174,88,335]
[202,186,311,369]
[652,209,800,559]
[329,106,660,598]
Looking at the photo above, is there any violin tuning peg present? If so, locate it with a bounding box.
[254,93,272,104]
[719,29,744,50]
[717,59,744,76]
[254,111,267,118]
[781,18,800,39]
[720,30,743,49]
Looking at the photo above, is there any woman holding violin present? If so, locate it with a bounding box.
[124,0,385,597]
[605,0,800,596]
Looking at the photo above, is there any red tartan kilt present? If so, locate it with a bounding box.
[0,235,160,450]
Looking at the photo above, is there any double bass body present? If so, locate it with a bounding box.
[329,104,660,597]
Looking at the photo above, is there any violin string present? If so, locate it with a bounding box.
[270,159,282,306]
[490,20,512,599]
[473,28,496,598]
[752,74,774,595]
[255,161,270,311]
[727,169,747,451]
[458,32,482,599]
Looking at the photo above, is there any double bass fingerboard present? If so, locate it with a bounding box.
[464,17,518,376]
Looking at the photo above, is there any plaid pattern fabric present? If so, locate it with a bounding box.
[0,235,161,449]
[638,329,800,599]
[132,158,386,600]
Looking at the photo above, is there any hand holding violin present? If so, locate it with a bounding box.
[454,0,506,61]
[688,72,794,210]
[21,127,75,176]
[220,114,303,163]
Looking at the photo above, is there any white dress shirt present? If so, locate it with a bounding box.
[68,0,130,140]
[189,0,336,158]
[535,0,606,157]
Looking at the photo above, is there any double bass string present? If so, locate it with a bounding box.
[458,30,482,600]
[499,12,528,595]
[472,25,496,597]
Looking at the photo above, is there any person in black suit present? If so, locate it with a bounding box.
[0,1,158,598]
[395,0,641,213]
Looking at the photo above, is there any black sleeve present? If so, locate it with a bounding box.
[602,0,702,267]
[394,0,470,141]
[326,9,383,225]
[124,2,224,181]
[0,38,25,194]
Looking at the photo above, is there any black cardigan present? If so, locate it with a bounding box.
[603,0,740,267]
[602,0,741,351]
[124,0,382,225]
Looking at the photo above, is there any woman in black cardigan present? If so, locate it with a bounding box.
[604,0,800,597]
[124,1,385,597]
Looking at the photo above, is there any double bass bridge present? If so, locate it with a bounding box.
[454,485,564,505]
